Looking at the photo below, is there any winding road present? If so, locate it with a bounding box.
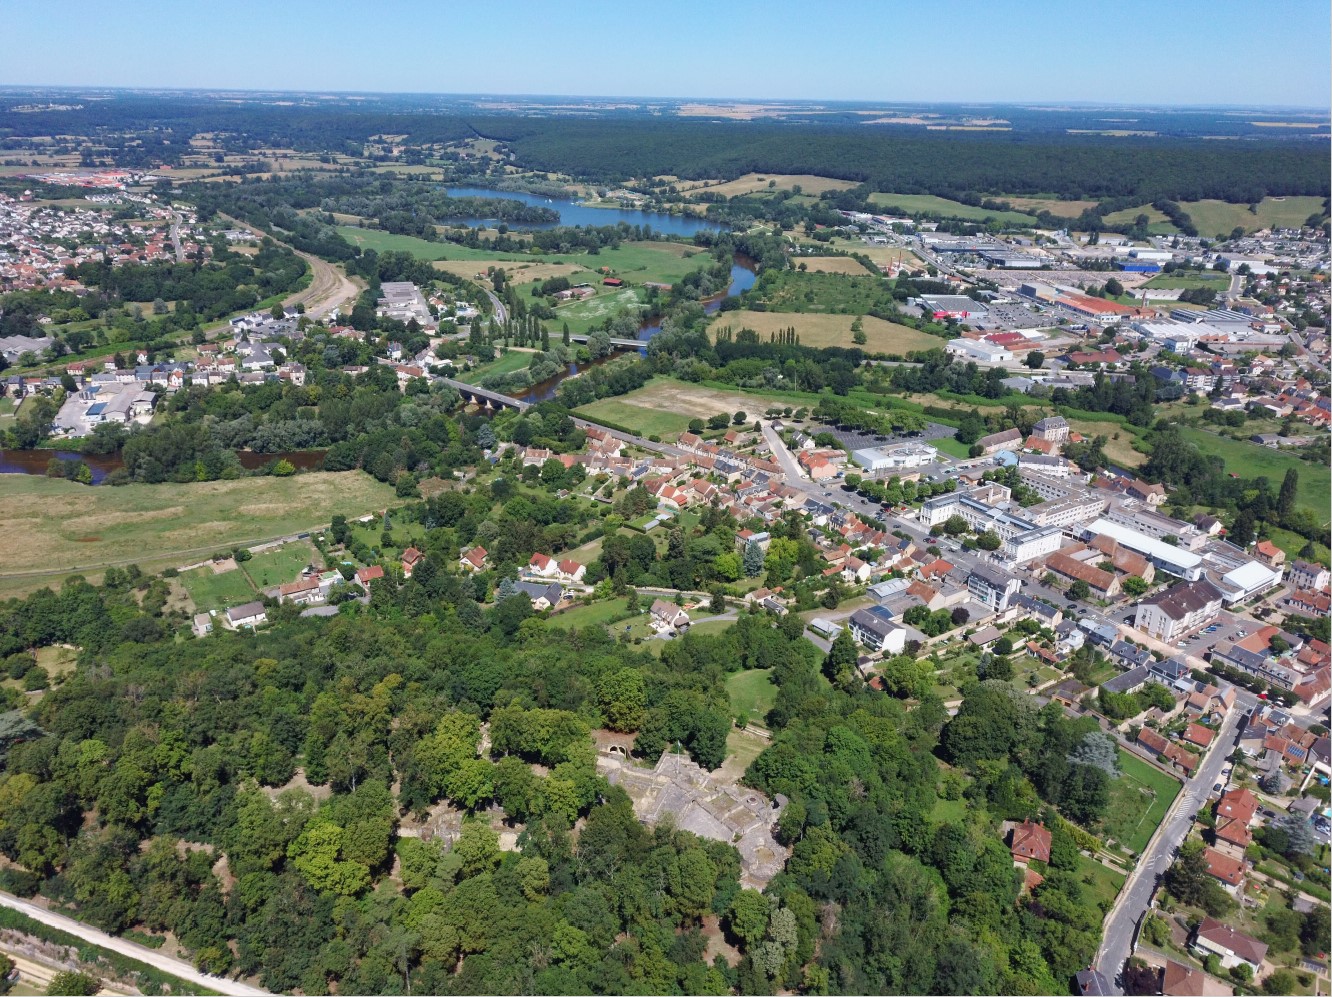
[0,891,269,996]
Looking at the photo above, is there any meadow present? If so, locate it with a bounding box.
[1102,751,1183,855]
[0,473,399,598]
[867,192,1038,226]
[713,309,941,353]
[1175,426,1328,518]
[725,669,778,721]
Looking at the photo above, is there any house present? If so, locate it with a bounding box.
[967,566,1021,610]
[401,547,424,578]
[1183,723,1215,749]
[1289,559,1330,591]
[1045,549,1121,597]
[556,559,586,583]
[1073,969,1113,996]
[1103,665,1150,697]
[1008,819,1051,865]
[1109,640,1152,670]
[1161,959,1213,997]
[848,606,906,654]
[460,546,488,572]
[1137,727,1171,755]
[355,565,385,587]
[1201,847,1245,893]
[977,427,1024,454]
[1252,539,1285,568]
[528,553,558,577]
[1032,415,1070,443]
[278,577,323,605]
[191,613,214,638]
[513,581,563,611]
[225,601,268,629]
[1192,917,1267,971]
[650,599,690,631]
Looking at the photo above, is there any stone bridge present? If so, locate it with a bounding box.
[440,377,531,412]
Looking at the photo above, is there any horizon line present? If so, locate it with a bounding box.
[0,83,1328,114]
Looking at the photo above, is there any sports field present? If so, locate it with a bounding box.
[0,473,398,598]
[1102,751,1182,854]
[712,309,940,353]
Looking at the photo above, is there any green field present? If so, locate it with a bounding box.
[726,669,777,721]
[548,597,638,630]
[554,287,650,334]
[574,397,697,439]
[746,269,909,316]
[0,473,400,599]
[457,350,534,384]
[1100,204,1177,233]
[244,542,321,589]
[868,192,1038,226]
[1076,854,1126,910]
[711,309,942,354]
[181,564,257,611]
[1141,272,1231,291]
[1181,196,1327,237]
[1175,426,1328,519]
[1102,751,1182,854]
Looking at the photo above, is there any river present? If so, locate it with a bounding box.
[445,186,720,237]
[0,448,328,484]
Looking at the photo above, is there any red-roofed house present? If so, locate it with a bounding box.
[356,565,385,587]
[528,553,557,577]
[1201,847,1245,893]
[1253,540,1285,568]
[1216,787,1258,825]
[557,559,587,583]
[401,547,424,578]
[1009,820,1052,865]
[460,546,488,572]
[1215,817,1253,850]
[1183,723,1215,749]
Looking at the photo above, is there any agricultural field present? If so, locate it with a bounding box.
[433,259,585,285]
[574,397,695,439]
[1181,195,1326,237]
[745,269,902,315]
[680,173,859,197]
[867,192,1038,226]
[996,195,1099,218]
[712,309,941,353]
[0,473,400,598]
[796,256,876,276]
[1175,426,1328,517]
[554,287,649,335]
[1102,751,1182,855]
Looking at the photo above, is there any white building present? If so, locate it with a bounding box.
[1085,518,1204,580]
[848,606,907,654]
[946,338,1013,363]
[1134,579,1223,642]
[851,442,938,475]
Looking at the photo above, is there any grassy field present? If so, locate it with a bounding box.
[1102,751,1182,854]
[1141,272,1231,291]
[432,259,585,286]
[868,192,1038,226]
[712,309,941,353]
[1100,203,1176,231]
[1175,426,1328,518]
[181,564,257,612]
[576,378,799,436]
[722,728,769,775]
[1076,854,1126,910]
[554,287,648,334]
[1261,525,1330,565]
[1182,196,1326,237]
[548,597,638,630]
[0,473,400,599]
[726,669,777,721]
[1065,418,1148,468]
[457,349,534,384]
[745,269,905,316]
[998,195,1099,218]
[797,256,876,276]
[681,173,859,197]
[574,396,695,439]
[245,541,320,589]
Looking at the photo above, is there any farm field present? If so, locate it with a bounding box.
[712,309,941,353]
[680,173,859,197]
[1141,272,1231,290]
[726,669,777,721]
[0,473,399,599]
[576,378,806,437]
[1175,426,1328,517]
[997,195,1099,217]
[1103,751,1182,855]
[867,192,1038,226]
[1181,196,1326,237]
[574,397,695,439]
[745,269,903,315]
[792,256,875,276]
[433,259,585,286]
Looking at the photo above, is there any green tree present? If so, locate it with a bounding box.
[1277,467,1298,523]
[1122,575,1149,597]
[1025,350,1045,369]
[976,531,1002,551]
[822,629,858,685]
[743,540,765,578]
[1068,579,1091,601]
[45,972,101,996]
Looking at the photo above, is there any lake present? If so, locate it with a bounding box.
[445,186,720,237]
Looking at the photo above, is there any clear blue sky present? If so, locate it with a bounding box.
[2,0,1328,107]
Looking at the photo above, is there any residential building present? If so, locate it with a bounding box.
[191,613,214,638]
[1008,820,1051,865]
[1031,415,1070,443]
[967,566,1021,610]
[401,547,424,578]
[1192,918,1267,972]
[355,565,385,588]
[650,599,690,630]
[1134,579,1224,642]
[977,427,1024,454]
[1289,559,1330,591]
[513,581,563,611]
[460,546,488,572]
[225,601,268,629]
[278,577,323,605]
[847,606,906,654]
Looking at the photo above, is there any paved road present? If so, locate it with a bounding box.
[167,209,186,263]
[1094,695,1253,993]
[482,287,509,325]
[0,891,269,995]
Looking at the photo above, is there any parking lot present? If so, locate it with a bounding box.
[812,420,955,454]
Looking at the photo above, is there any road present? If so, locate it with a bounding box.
[482,286,509,325]
[219,214,361,320]
[167,209,186,263]
[1094,694,1253,993]
[0,891,269,996]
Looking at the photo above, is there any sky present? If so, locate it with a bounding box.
[1,0,1329,108]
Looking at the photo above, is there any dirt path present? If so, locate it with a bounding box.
[220,215,363,320]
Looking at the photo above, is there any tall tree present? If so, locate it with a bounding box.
[1277,467,1298,523]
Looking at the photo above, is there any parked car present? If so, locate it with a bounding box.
[1213,783,1223,792]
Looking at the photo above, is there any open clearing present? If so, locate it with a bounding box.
[0,473,399,598]
[867,192,1037,226]
[1182,196,1326,236]
[712,309,941,353]
[432,259,585,285]
[1175,426,1328,517]
[576,378,799,437]
[997,195,1099,217]
[1065,418,1147,468]
[181,563,257,612]
[796,256,876,276]
[574,397,695,439]
[1103,751,1182,854]
[681,173,859,198]
[726,669,777,721]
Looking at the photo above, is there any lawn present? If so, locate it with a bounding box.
[554,287,649,335]
[726,669,777,721]
[1141,273,1231,291]
[0,472,400,599]
[1076,854,1126,910]
[722,728,769,774]
[868,192,1038,226]
[548,597,638,630]
[1261,525,1330,566]
[33,645,78,681]
[930,435,973,459]
[244,541,321,589]
[575,397,696,439]
[1101,751,1182,855]
[1175,426,1329,519]
[711,309,941,354]
[181,564,257,612]
[457,349,535,384]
